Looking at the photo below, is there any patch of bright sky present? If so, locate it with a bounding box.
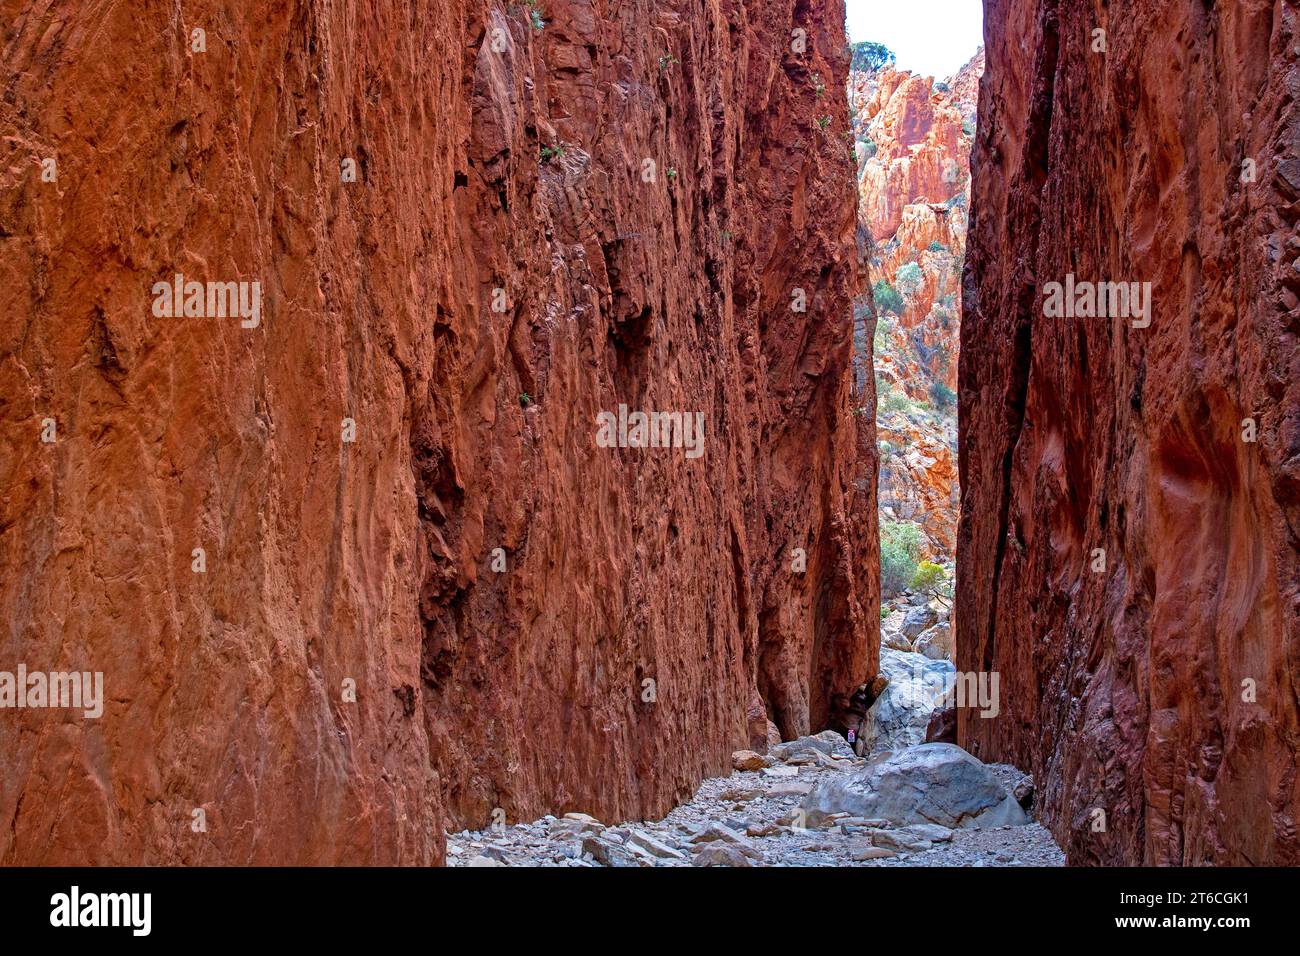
[845,0,984,81]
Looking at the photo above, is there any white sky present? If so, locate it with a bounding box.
[846,0,984,80]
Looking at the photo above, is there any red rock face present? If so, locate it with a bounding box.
[0,0,875,863]
[959,0,1300,864]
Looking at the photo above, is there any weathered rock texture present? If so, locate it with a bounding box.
[960,0,1299,865]
[0,0,875,864]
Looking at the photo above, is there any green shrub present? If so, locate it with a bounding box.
[872,280,904,315]
[929,381,957,409]
[880,521,923,596]
[928,240,948,253]
[911,560,946,593]
[880,390,912,415]
[895,261,924,295]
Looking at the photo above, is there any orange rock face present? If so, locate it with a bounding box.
[959,1,1300,864]
[0,0,875,863]
[854,53,981,560]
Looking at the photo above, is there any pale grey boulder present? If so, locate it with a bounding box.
[860,648,955,752]
[803,743,1031,829]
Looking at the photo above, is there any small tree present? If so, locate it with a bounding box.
[850,41,896,74]
[880,521,923,597]
[911,561,946,593]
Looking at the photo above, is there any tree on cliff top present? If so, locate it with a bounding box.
[850,41,896,74]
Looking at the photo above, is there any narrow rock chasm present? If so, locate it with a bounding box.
[0,0,1294,869]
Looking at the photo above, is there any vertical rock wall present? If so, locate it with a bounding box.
[0,0,874,864]
[960,0,1299,864]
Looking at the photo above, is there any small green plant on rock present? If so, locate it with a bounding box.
[519,392,532,407]
[540,143,565,163]
[525,1,547,31]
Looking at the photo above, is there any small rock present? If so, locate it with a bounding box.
[465,855,505,867]
[901,823,954,843]
[762,765,799,778]
[849,842,896,861]
[924,705,958,744]
[870,829,933,853]
[689,824,763,860]
[581,836,645,868]
[693,843,754,867]
[731,750,769,771]
[549,816,603,838]
[883,630,914,652]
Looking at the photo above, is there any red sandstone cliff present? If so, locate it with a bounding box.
[960,0,1299,864]
[0,0,874,864]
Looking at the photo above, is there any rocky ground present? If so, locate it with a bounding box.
[448,734,1064,867]
[449,563,1065,869]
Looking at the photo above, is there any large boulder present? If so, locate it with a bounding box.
[882,629,914,652]
[802,743,1030,829]
[914,621,953,660]
[770,730,855,763]
[900,604,939,639]
[859,648,955,752]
